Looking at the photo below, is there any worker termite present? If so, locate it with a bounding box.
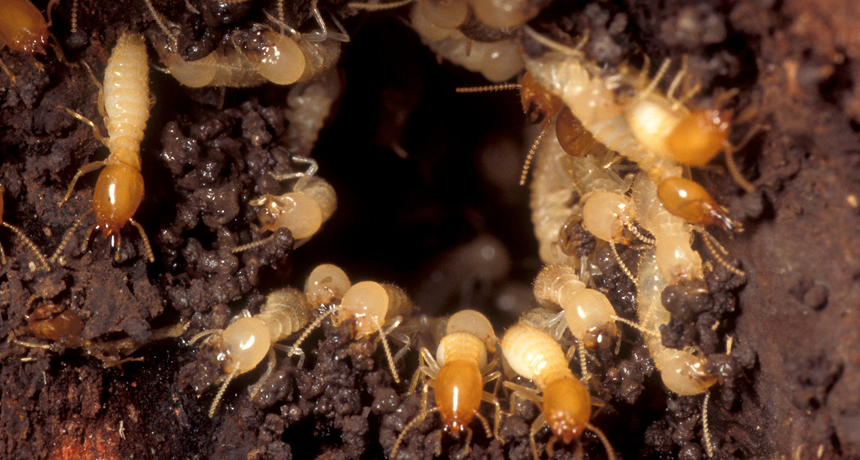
[231,157,337,253]
[50,32,154,264]
[532,264,618,352]
[501,322,616,460]
[0,185,50,271]
[189,287,316,417]
[636,247,717,395]
[304,262,351,307]
[411,5,524,83]
[332,280,414,383]
[0,0,48,82]
[145,0,344,88]
[391,309,503,457]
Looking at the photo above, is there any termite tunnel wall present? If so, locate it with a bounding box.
[0,0,858,459]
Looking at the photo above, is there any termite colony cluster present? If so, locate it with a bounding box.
[0,0,763,458]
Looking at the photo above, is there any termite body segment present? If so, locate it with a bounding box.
[391,310,502,457]
[333,280,414,382]
[53,32,154,263]
[0,186,50,270]
[501,323,615,460]
[196,287,316,417]
[533,264,617,351]
[637,248,717,395]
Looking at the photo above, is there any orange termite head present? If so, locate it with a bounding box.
[92,164,144,236]
[667,109,732,166]
[0,0,49,55]
[434,360,483,435]
[657,177,738,231]
[520,72,562,124]
[541,377,591,444]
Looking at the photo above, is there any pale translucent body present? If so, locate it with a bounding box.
[501,323,571,390]
[533,264,618,348]
[104,32,150,169]
[218,287,314,374]
[582,191,632,243]
[411,5,524,82]
[446,309,496,353]
[637,249,716,395]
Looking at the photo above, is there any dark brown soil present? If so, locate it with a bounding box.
[1,0,859,459]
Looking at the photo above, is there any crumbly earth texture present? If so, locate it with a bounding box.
[0,0,858,459]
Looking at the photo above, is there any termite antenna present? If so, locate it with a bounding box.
[262,10,299,37]
[703,391,715,458]
[391,402,438,457]
[374,316,401,383]
[287,305,339,368]
[49,210,92,264]
[610,241,638,286]
[455,83,521,93]
[142,0,180,49]
[1,222,50,271]
[625,222,655,244]
[231,234,275,254]
[348,0,413,11]
[640,58,673,98]
[698,229,745,277]
[209,365,240,418]
[128,218,155,263]
[585,422,616,460]
[610,315,662,339]
[523,26,581,56]
[520,120,551,186]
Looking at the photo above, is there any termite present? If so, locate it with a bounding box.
[51,32,154,264]
[189,287,317,417]
[0,185,50,271]
[636,247,718,395]
[332,280,414,383]
[391,309,503,457]
[16,299,189,367]
[501,322,615,460]
[0,0,48,82]
[304,263,351,307]
[145,0,345,88]
[532,264,618,352]
[411,5,524,83]
[232,156,337,253]
[522,27,744,230]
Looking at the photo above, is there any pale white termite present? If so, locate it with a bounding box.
[411,5,524,83]
[52,31,154,264]
[391,310,503,457]
[636,247,717,395]
[190,287,317,417]
[501,322,615,460]
[532,264,619,352]
[232,157,337,253]
[332,280,414,383]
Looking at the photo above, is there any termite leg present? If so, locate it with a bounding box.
[248,348,277,400]
[128,218,155,263]
[49,209,92,264]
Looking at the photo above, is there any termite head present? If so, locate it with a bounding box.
[216,316,271,374]
[0,0,49,55]
[555,106,598,157]
[656,177,739,231]
[256,193,324,240]
[541,377,591,444]
[520,72,562,124]
[416,0,469,29]
[92,164,145,236]
[335,281,390,338]
[28,302,84,340]
[435,360,483,435]
[667,109,732,166]
[243,30,305,85]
